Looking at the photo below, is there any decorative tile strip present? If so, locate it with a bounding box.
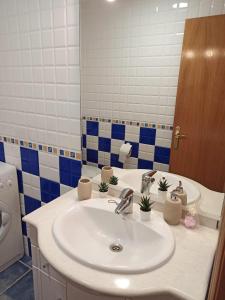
[0,135,81,161]
[82,116,173,131]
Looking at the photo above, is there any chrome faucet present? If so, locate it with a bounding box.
[115,188,134,215]
[141,171,156,195]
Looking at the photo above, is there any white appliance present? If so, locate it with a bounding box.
[0,162,24,272]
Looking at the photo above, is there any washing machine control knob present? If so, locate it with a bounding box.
[0,182,3,189]
[7,179,12,187]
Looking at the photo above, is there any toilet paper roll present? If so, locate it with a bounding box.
[119,143,132,163]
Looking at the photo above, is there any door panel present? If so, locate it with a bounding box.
[170,15,225,192]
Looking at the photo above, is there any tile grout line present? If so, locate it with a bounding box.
[18,259,32,270]
[0,269,32,296]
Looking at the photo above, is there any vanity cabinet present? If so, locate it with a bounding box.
[67,283,123,300]
[31,243,123,300]
[33,268,66,300]
[31,245,66,300]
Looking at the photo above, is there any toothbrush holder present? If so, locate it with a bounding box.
[101,166,113,183]
[78,178,92,200]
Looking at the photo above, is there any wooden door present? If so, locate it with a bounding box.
[170,15,225,192]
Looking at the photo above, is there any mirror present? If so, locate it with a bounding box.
[80,0,225,194]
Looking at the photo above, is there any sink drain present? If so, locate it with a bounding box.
[109,243,123,253]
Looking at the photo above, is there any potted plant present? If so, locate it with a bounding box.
[98,182,109,198]
[108,176,119,196]
[158,177,171,202]
[139,195,154,221]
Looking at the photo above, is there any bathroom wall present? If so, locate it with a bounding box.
[81,0,225,170]
[0,0,80,255]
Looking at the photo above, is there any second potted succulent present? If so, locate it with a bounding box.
[158,177,171,202]
[98,182,109,198]
[139,195,155,221]
[108,176,119,196]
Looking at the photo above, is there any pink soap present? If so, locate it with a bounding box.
[184,215,197,229]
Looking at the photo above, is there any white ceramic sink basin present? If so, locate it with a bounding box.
[53,198,175,274]
[119,170,200,205]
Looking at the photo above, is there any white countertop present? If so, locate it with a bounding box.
[24,186,219,300]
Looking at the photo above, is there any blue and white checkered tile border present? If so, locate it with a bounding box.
[82,116,172,172]
[0,137,81,256]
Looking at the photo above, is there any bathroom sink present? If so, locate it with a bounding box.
[53,198,175,274]
[119,170,200,205]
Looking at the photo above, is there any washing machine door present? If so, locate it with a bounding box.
[0,201,11,244]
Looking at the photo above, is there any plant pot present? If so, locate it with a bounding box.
[101,166,113,183]
[78,178,92,200]
[108,184,118,197]
[140,210,151,222]
[158,190,168,202]
[99,191,108,198]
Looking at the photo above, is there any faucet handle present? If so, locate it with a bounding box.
[142,170,157,180]
[119,188,134,200]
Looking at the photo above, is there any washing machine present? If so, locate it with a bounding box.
[0,162,24,272]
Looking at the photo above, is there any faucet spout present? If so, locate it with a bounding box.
[115,188,134,215]
[141,171,157,195]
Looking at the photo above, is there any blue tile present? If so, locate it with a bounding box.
[154,146,171,164]
[24,195,41,215]
[20,147,39,176]
[0,262,29,294]
[0,142,5,162]
[19,256,32,268]
[87,121,99,136]
[125,141,139,158]
[82,134,86,148]
[138,159,153,169]
[40,178,60,203]
[110,153,123,168]
[86,149,98,164]
[17,170,23,194]
[59,157,82,188]
[98,137,111,152]
[3,271,34,300]
[111,124,125,140]
[139,127,156,145]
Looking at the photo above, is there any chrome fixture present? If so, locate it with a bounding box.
[115,188,134,215]
[141,171,156,195]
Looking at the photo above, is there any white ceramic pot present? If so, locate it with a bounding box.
[108,184,117,197]
[101,166,113,183]
[158,190,168,202]
[77,178,92,200]
[99,191,108,198]
[140,210,151,222]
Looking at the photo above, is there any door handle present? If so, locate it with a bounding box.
[174,126,187,149]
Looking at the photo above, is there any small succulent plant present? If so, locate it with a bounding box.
[139,196,155,212]
[158,177,171,191]
[98,182,109,192]
[109,176,118,185]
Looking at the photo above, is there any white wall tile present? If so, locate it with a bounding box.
[23,172,41,200]
[0,0,80,152]
[81,0,224,132]
[60,184,73,195]
[4,143,22,169]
